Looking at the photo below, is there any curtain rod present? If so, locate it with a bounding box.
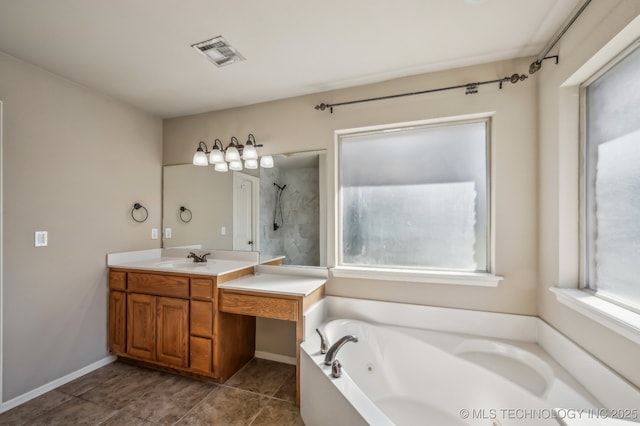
[529,0,592,74]
[315,0,592,113]
[314,73,528,113]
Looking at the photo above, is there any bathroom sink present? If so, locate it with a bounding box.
[155,260,211,269]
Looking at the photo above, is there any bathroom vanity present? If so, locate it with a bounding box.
[107,249,326,405]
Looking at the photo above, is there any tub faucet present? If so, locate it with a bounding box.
[315,328,328,354]
[324,335,358,366]
[187,252,210,263]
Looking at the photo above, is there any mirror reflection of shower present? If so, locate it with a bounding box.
[260,151,324,266]
[273,182,287,231]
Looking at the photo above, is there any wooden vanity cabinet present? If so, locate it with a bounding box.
[108,268,254,383]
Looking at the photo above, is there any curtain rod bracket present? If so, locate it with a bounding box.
[529,55,560,74]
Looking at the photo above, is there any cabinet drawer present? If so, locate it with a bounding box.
[190,336,212,373]
[128,272,189,298]
[191,300,213,336]
[191,278,214,300]
[109,270,127,290]
[220,292,298,321]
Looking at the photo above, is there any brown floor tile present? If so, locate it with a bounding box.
[175,385,267,426]
[98,411,156,426]
[78,365,169,409]
[0,390,74,426]
[251,399,304,426]
[119,374,215,425]
[30,397,118,425]
[273,370,296,403]
[58,361,139,396]
[3,359,302,426]
[226,358,295,397]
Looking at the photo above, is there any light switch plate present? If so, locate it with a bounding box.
[151,228,158,240]
[164,228,172,239]
[35,231,48,247]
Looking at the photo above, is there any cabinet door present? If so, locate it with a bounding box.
[156,297,189,367]
[108,291,127,353]
[127,293,156,361]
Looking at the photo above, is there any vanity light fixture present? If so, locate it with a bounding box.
[192,134,274,172]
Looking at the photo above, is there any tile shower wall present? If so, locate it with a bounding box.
[260,166,320,266]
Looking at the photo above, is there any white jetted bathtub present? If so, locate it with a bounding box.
[300,298,640,426]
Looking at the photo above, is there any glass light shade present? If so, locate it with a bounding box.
[225,146,240,162]
[229,160,243,171]
[214,162,229,172]
[193,150,209,166]
[260,155,274,168]
[209,148,224,164]
[242,144,258,160]
[245,159,258,169]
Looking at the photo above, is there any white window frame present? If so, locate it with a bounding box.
[332,114,502,287]
[579,41,640,315]
[550,18,640,343]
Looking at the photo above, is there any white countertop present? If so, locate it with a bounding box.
[259,254,286,264]
[108,249,327,293]
[109,257,256,277]
[107,249,258,277]
[217,271,326,297]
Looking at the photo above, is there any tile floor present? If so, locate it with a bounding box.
[0,358,303,425]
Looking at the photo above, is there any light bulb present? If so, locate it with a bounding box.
[225,146,240,162]
[229,160,243,171]
[193,150,208,166]
[214,162,229,172]
[209,148,224,164]
[242,144,258,160]
[260,155,274,168]
[245,159,258,169]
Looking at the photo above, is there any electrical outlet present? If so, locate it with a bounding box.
[151,228,158,240]
[221,226,226,236]
[165,228,172,239]
[35,231,48,247]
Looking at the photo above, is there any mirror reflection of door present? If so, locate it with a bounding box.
[233,172,260,251]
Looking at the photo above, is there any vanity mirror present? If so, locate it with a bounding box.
[162,150,327,266]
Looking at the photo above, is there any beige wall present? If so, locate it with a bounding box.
[0,52,162,401]
[538,0,640,388]
[164,56,539,357]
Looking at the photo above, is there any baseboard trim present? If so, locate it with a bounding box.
[0,355,116,413]
[254,351,296,365]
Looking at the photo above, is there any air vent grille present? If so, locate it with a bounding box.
[192,36,245,67]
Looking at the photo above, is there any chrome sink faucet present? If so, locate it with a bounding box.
[187,252,210,263]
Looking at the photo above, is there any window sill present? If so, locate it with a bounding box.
[331,266,503,287]
[550,287,640,344]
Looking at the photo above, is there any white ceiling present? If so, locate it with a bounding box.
[0,0,581,118]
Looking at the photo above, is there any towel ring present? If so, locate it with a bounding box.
[179,206,192,223]
[131,203,149,223]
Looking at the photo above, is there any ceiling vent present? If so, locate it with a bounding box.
[192,36,245,67]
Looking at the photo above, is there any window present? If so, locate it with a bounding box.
[583,43,640,311]
[338,118,490,274]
